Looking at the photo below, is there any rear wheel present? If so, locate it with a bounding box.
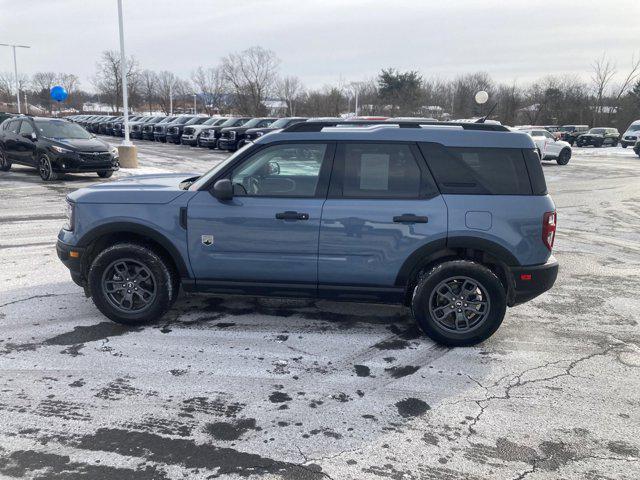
[0,147,11,171]
[97,170,114,178]
[88,243,175,325]
[411,260,507,346]
[557,148,571,165]
[622,143,627,148]
[38,154,62,181]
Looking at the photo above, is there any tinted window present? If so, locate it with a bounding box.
[19,121,34,135]
[419,143,532,195]
[35,120,92,140]
[7,120,20,133]
[231,143,327,197]
[342,143,422,198]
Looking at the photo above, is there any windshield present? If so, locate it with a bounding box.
[174,116,194,125]
[186,117,207,125]
[157,117,174,124]
[203,117,220,125]
[220,117,247,127]
[589,128,606,135]
[268,118,291,128]
[241,118,264,128]
[188,143,253,191]
[627,124,640,132]
[35,120,93,140]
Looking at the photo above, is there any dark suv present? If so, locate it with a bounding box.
[153,116,195,143]
[558,125,589,145]
[0,116,119,181]
[166,116,209,144]
[142,116,176,140]
[244,117,308,144]
[56,120,558,346]
[198,117,252,149]
[575,127,620,147]
[218,117,277,151]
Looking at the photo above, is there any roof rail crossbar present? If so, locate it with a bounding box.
[282,120,509,133]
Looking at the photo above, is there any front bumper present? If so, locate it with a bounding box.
[181,134,198,145]
[154,133,167,141]
[50,153,119,173]
[167,133,182,143]
[509,255,559,306]
[56,239,86,287]
[218,138,237,150]
[199,137,218,148]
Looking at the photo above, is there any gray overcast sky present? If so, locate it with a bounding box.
[1,0,639,91]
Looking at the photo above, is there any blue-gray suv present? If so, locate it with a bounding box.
[57,120,558,346]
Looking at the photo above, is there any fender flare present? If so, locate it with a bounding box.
[76,221,191,277]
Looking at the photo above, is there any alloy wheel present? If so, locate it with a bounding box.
[428,276,491,332]
[39,156,52,179]
[101,259,157,313]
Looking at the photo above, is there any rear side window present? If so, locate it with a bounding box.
[341,143,423,198]
[419,143,533,195]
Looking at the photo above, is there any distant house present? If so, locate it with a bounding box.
[262,99,287,116]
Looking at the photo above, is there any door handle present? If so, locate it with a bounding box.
[275,211,309,221]
[393,214,428,223]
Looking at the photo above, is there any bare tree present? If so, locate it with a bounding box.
[156,71,180,114]
[611,53,640,105]
[221,46,280,115]
[591,54,617,124]
[92,50,140,112]
[31,71,58,113]
[191,66,226,114]
[139,70,158,113]
[276,76,304,116]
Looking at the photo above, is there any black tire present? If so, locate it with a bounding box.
[38,154,62,181]
[411,260,507,347]
[622,143,627,148]
[595,141,603,148]
[97,170,114,178]
[0,147,11,171]
[556,148,571,165]
[88,243,175,325]
[536,148,542,160]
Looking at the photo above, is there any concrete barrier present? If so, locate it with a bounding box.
[118,145,138,168]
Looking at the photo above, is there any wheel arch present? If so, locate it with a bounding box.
[396,237,517,305]
[77,222,190,280]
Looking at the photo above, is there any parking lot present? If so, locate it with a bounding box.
[1,138,639,479]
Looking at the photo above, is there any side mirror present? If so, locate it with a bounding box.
[22,132,36,141]
[212,179,233,201]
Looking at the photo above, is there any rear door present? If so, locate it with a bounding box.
[16,120,38,165]
[318,142,447,300]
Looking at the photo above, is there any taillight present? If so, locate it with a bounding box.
[542,211,557,251]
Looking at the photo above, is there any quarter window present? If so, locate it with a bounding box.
[341,143,423,198]
[231,143,328,197]
[419,143,533,195]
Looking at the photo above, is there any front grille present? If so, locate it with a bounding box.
[114,124,122,131]
[143,125,153,132]
[168,127,178,134]
[132,125,140,131]
[201,131,210,138]
[154,126,163,133]
[184,127,195,135]
[79,152,111,163]
[220,131,230,139]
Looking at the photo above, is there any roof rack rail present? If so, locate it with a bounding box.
[282,120,509,133]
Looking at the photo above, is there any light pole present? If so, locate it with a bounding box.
[0,43,30,114]
[115,0,137,167]
[169,82,173,116]
[193,93,197,115]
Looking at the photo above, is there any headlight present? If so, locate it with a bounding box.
[64,201,76,231]
[256,132,264,137]
[230,131,236,139]
[50,145,73,154]
[110,146,119,157]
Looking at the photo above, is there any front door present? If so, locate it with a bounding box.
[187,142,334,296]
[318,142,447,300]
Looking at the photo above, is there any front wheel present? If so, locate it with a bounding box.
[0,147,11,171]
[411,260,507,346]
[38,154,62,181]
[557,148,571,165]
[88,243,176,325]
[622,143,627,148]
[97,170,114,178]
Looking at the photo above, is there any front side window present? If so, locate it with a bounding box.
[7,120,20,133]
[19,121,34,135]
[231,143,328,197]
[341,143,423,198]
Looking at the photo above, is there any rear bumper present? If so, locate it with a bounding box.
[56,239,86,287]
[509,255,558,306]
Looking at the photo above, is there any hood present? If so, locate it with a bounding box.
[50,137,110,152]
[580,133,603,137]
[68,173,198,204]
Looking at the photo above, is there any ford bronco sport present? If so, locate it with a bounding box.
[57,120,558,346]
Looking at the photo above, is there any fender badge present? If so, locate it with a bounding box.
[201,235,214,246]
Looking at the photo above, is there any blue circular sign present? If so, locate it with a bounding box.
[50,85,68,102]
